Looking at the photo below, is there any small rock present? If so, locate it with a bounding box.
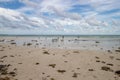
[0,49,4,51]
[10,55,14,57]
[18,63,22,64]
[9,72,16,77]
[95,56,99,59]
[116,58,120,61]
[11,42,16,45]
[64,61,68,63]
[1,56,7,59]
[43,51,49,54]
[49,64,56,68]
[95,41,99,43]
[50,78,55,80]
[73,51,79,53]
[115,70,120,76]
[107,63,113,66]
[109,56,114,59]
[115,50,120,52]
[35,63,39,65]
[88,69,94,71]
[0,65,8,75]
[108,50,111,53]
[72,73,78,78]
[101,66,113,72]
[96,60,100,62]
[0,77,10,80]
[101,61,106,64]
[27,43,32,46]
[57,70,66,73]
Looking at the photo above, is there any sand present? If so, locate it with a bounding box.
[0,36,120,80]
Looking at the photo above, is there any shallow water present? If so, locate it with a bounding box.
[0,35,120,50]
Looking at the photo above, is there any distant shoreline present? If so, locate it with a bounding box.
[0,34,120,38]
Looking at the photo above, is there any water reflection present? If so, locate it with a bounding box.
[0,36,120,50]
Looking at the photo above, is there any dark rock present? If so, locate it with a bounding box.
[64,61,68,63]
[9,72,16,77]
[101,66,113,72]
[101,66,110,71]
[18,63,22,64]
[10,55,14,57]
[72,73,78,78]
[115,50,120,52]
[35,63,39,65]
[101,61,106,64]
[116,58,120,61]
[0,39,5,42]
[43,51,49,54]
[50,78,55,80]
[107,63,113,66]
[57,70,66,73]
[11,42,16,45]
[42,72,45,75]
[73,51,79,53]
[0,77,10,80]
[1,56,7,59]
[31,40,37,42]
[0,49,4,51]
[49,64,56,68]
[118,47,120,49]
[77,68,80,70]
[95,41,99,43]
[88,69,94,71]
[96,60,100,62]
[0,60,4,62]
[107,50,111,53]
[95,56,99,59]
[0,65,8,75]
[27,43,32,46]
[109,56,114,59]
[115,70,120,76]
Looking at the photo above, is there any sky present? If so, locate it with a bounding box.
[0,0,120,35]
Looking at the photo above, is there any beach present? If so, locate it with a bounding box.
[0,36,120,80]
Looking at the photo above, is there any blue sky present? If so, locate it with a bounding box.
[0,0,120,35]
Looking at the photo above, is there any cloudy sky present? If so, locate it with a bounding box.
[0,0,120,35]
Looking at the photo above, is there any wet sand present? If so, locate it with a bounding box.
[0,36,120,80]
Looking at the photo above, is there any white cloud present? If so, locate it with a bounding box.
[90,0,120,12]
[0,0,120,35]
[19,0,119,20]
[0,7,41,29]
[20,0,73,12]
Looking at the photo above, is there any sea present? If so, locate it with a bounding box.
[0,35,120,50]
